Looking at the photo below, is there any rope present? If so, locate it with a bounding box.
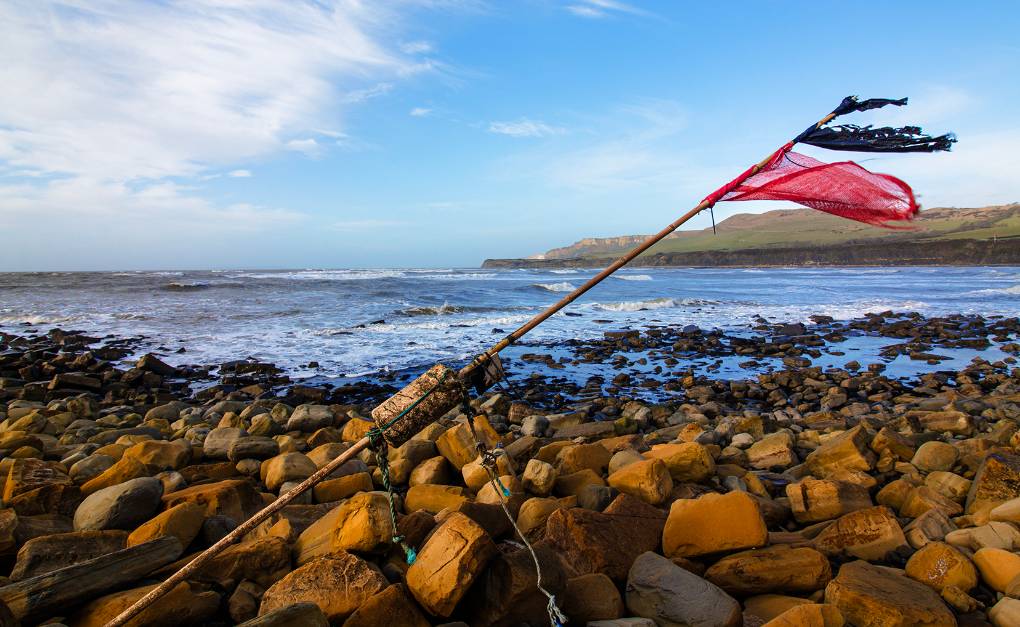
[364,367,452,566]
[481,448,567,627]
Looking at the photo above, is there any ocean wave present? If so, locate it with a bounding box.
[549,269,579,274]
[399,303,467,316]
[613,274,652,281]
[161,281,246,291]
[967,285,1020,296]
[531,282,577,292]
[0,313,85,325]
[593,297,718,312]
[239,269,407,281]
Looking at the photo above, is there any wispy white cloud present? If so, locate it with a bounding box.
[488,118,566,138]
[401,40,434,54]
[0,0,436,260]
[565,0,652,19]
[228,169,252,178]
[410,107,433,117]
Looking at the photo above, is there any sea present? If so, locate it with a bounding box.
[1,266,1018,387]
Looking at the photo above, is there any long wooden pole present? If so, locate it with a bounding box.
[458,108,840,380]
[107,105,839,627]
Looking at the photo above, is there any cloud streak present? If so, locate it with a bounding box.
[488,118,565,138]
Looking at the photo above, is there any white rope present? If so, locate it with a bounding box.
[482,448,568,627]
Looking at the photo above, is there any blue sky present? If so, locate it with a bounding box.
[1,1,1017,270]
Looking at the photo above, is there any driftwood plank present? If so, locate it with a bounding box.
[0,535,182,621]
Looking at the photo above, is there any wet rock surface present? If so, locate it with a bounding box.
[0,312,1018,624]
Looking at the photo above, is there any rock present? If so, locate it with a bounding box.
[990,497,1020,523]
[436,418,498,470]
[404,484,467,514]
[916,410,973,436]
[607,458,673,505]
[240,602,328,626]
[557,443,613,475]
[204,427,248,460]
[912,441,959,473]
[786,479,872,523]
[904,509,957,549]
[405,512,497,617]
[803,425,875,479]
[662,491,768,558]
[905,541,978,592]
[813,506,909,561]
[967,452,1020,520]
[293,505,345,566]
[746,432,797,470]
[261,453,317,493]
[126,502,205,548]
[554,468,607,498]
[68,581,219,627]
[287,405,335,432]
[9,530,127,580]
[990,597,1020,627]
[162,479,264,522]
[227,580,263,623]
[2,459,72,502]
[973,547,1020,592]
[743,595,814,622]
[926,471,972,503]
[80,456,154,496]
[121,439,191,471]
[522,458,557,496]
[462,543,568,626]
[343,584,430,627]
[645,442,715,482]
[705,545,832,595]
[761,604,845,627]
[73,477,163,531]
[313,473,373,503]
[946,521,1020,552]
[516,496,567,539]
[259,553,387,622]
[824,560,956,627]
[332,492,393,554]
[544,496,665,582]
[194,535,292,590]
[625,551,741,627]
[562,573,624,623]
[229,437,281,462]
[410,456,452,487]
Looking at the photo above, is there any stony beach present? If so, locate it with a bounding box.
[2,312,1020,626]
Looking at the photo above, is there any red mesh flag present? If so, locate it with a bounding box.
[704,143,919,228]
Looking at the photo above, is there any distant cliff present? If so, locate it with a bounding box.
[483,237,1020,269]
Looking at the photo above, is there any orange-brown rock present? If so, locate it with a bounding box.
[905,541,978,592]
[662,491,768,558]
[126,502,205,548]
[645,442,715,482]
[973,547,1020,592]
[967,452,1020,520]
[121,440,191,471]
[561,573,624,624]
[259,552,387,622]
[332,492,393,554]
[786,479,872,524]
[405,512,497,617]
[556,443,612,475]
[162,479,263,523]
[342,584,430,627]
[825,560,956,627]
[81,456,154,496]
[69,581,220,627]
[435,417,499,470]
[607,458,672,505]
[762,604,845,627]
[803,425,875,479]
[705,545,832,595]
[194,535,292,589]
[312,472,373,503]
[813,506,908,561]
[404,484,467,514]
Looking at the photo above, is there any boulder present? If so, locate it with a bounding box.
[522,458,557,496]
[286,405,335,432]
[786,479,872,524]
[625,551,741,627]
[9,530,127,580]
[746,432,797,470]
[405,512,497,617]
[163,479,264,522]
[911,441,959,473]
[258,553,387,622]
[904,541,977,592]
[803,425,874,479]
[557,443,612,475]
[204,427,248,460]
[73,477,163,531]
[966,452,1020,520]
[607,458,673,505]
[126,502,205,548]
[122,439,191,470]
[81,456,154,496]
[69,581,219,627]
[704,545,832,595]
[824,560,956,627]
[813,506,908,561]
[990,597,1020,627]
[404,484,467,514]
[662,491,768,558]
[761,604,845,627]
[261,453,317,493]
[194,535,292,590]
[332,492,393,554]
[973,547,1020,592]
[562,573,624,624]
[343,584,430,627]
[313,472,373,503]
[645,442,715,482]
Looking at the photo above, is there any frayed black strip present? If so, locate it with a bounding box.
[798,124,957,153]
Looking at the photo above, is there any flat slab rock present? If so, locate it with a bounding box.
[824,560,956,627]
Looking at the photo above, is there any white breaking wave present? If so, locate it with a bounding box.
[968,285,1020,296]
[549,269,579,274]
[614,274,653,281]
[593,297,717,312]
[533,282,577,292]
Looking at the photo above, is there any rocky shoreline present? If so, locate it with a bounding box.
[1,313,1020,625]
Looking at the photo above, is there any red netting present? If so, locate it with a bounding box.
[704,144,919,228]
